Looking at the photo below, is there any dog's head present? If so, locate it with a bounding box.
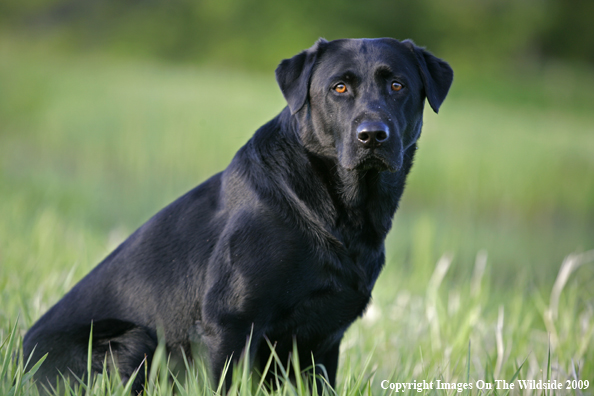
[276,38,453,173]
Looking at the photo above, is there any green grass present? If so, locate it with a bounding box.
[1,40,593,394]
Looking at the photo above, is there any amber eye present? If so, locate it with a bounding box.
[334,83,347,93]
[391,81,403,91]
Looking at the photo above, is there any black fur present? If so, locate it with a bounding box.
[23,38,453,393]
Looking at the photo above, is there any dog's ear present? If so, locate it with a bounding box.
[276,38,327,114]
[403,39,453,114]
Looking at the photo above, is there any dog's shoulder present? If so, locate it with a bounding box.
[217,111,342,247]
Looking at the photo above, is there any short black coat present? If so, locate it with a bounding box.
[23,37,453,393]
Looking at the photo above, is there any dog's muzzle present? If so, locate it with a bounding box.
[356,121,390,148]
[349,120,405,173]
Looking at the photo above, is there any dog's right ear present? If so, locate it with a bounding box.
[275,39,327,114]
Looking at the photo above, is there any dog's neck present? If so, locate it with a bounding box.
[280,108,417,238]
[233,109,417,281]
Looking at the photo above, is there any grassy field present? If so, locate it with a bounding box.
[1,40,593,395]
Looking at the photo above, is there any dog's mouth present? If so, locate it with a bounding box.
[353,154,398,173]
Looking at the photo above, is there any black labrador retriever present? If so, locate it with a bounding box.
[23,38,453,393]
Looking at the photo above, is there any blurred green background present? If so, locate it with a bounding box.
[1,0,594,391]
[2,0,594,69]
[1,0,593,312]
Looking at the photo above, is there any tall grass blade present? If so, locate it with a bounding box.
[256,344,276,394]
[147,335,167,394]
[87,322,93,396]
[169,370,187,396]
[215,356,233,395]
[546,335,551,396]
[466,340,471,396]
[8,362,23,396]
[121,361,143,396]
[179,348,194,395]
[20,353,47,384]
[60,371,80,395]
[494,305,504,379]
[346,349,375,394]
[509,357,526,383]
[239,329,254,396]
[264,338,289,379]
[502,357,526,396]
[1,320,19,380]
[291,341,305,396]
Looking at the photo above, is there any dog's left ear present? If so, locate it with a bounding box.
[403,40,454,114]
[276,38,328,114]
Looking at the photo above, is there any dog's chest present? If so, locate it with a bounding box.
[268,279,371,351]
[337,210,387,285]
[275,244,380,341]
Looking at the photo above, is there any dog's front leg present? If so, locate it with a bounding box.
[203,321,261,391]
[313,340,340,389]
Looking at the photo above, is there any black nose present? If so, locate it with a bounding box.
[357,122,390,147]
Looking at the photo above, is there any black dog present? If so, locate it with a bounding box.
[24,38,453,393]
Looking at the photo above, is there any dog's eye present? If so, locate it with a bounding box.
[334,83,347,93]
[391,82,403,91]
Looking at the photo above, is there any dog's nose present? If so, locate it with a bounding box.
[356,122,390,147]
